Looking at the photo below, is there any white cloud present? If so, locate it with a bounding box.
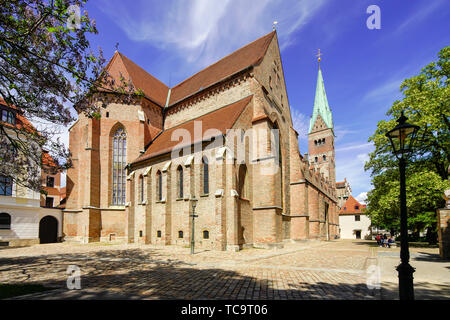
[362,78,402,103]
[97,0,327,68]
[291,108,309,141]
[334,125,360,143]
[335,142,372,153]
[355,192,368,204]
[335,143,373,197]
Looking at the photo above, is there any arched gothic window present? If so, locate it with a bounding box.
[177,166,183,199]
[0,212,11,230]
[112,127,126,205]
[139,175,144,202]
[156,171,162,201]
[202,156,209,195]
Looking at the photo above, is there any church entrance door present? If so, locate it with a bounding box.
[39,216,58,244]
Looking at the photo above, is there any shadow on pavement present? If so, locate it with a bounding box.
[413,252,450,263]
[381,281,450,300]
[0,249,378,300]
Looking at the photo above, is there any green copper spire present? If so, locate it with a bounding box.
[309,66,333,133]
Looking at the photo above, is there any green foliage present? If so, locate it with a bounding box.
[365,46,450,235]
[366,168,449,232]
[366,46,450,180]
[0,0,140,191]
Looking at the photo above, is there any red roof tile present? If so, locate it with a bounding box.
[103,52,169,107]
[168,31,275,105]
[42,151,58,168]
[99,31,275,108]
[133,95,253,164]
[339,195,367,215]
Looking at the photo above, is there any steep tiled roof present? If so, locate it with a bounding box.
[42,151,57,168]
[101,31,275,108]
[132,95,253,164]
[103,52,170,107]
[339,195,366,215]
[336,181,346,188]
[168,31,275,105]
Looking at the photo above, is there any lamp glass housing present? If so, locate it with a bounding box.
[385,112,420,159]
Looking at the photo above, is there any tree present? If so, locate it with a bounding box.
[366,46,449,180]
[0,0,138,191]
[366,168,449,241]
[365,46,450,240]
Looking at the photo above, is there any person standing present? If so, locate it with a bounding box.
[376,234,381,246]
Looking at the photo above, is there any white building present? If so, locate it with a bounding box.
[338,195,371,240]
[0,99,63,247]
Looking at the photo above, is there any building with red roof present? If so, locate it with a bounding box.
[0,99,63,246]
[338,195,371,239]
[64,31,341,248]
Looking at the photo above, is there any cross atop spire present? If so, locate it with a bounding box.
[316,49,322,67]
[272,21,278,31]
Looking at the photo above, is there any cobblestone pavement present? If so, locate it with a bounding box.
[0,240,448,300]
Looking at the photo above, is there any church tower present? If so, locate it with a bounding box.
[308,52,336,186]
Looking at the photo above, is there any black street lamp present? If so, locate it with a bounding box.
[385,111,420,300]
[190,196,198,255]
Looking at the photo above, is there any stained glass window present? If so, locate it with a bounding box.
[112,128,127,205]
[139,175,144,203]
[157,171,162,201]
[202,157,209,194]
[177,166,183,198]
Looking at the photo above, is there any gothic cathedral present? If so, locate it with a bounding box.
[63,31,340,250]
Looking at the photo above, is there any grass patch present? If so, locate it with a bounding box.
[0,283,54,299]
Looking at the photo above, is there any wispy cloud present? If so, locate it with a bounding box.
[335,142,372,153]
[362,78,402,103]
[334,125,359,142]
[335,143,373,197]
[291,108,310,141]
[97,0,327,68]
[395,0,446,34]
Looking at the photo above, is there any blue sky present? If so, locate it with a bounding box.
[55,0,449,200]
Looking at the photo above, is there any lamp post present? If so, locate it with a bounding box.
[190,196,198,255]
[385,111,420,300]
